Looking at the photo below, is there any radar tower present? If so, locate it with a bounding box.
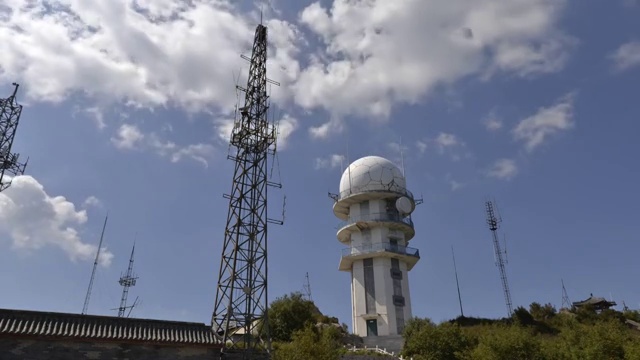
[485,201,513,316]
[0,83,28,192]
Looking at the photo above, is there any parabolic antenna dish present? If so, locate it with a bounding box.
[396,196,414,215]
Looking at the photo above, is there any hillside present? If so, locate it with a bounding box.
[269,295,640,360]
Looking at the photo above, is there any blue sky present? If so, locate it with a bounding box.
[1,0,640,329]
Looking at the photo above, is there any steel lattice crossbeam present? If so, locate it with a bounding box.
[0,83,28,192]
[212,24,278,359]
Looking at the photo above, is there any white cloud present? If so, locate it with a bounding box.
[487,158,518,180]
[610,41,640,72]
[415,140,428,154]
[0,0,299,115]
[111,124,144,150]
[513,94,574,152]
[73,106,107,130]
[483,113,503,131]
[0,176,114,266]
[434,133,461,152]
[295,0,574,119]
[450,180,465,191]
[276,114,299,150]
[83,196,103,208]
[415,133,465,159]
[314,154,345,170]
[309,117,344,139]
[214,118,236,143]
[111,123,216,166]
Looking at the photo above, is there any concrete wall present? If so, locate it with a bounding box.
[0,338,221,360]
[345,197,417,338]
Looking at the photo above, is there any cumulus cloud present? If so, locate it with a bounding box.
[111,124,216,167]
[434,133,462,153]
[276,114,299,150]
[314,154,345,170]
[513,94,574,152]
[610,41,640,72]
[486,158,518,180]
[111,124,145,150]
[483,112,503,131]
[415,132,464,157]
[309,117,344,140]
[0,176,114,266]
[83,196,103,208]
[295,0,574,121]
[0,0,299,115]
[450,180,465,191]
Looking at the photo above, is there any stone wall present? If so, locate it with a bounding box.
[0,338,221,360]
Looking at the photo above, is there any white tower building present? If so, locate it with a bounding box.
[332,156,420,338]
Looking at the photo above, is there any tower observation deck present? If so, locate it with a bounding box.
[331,156,420,338]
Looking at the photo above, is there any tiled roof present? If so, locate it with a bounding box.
[572,296,617,307]
[0,308,219,346]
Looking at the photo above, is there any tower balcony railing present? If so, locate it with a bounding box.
[337,212,414,230]
[341,243,420,259]
[338,185,414,202]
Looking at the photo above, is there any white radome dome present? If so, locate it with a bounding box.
[339,156,406,196]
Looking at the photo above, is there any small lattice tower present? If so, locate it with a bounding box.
[117,243,138,318]
[211,23,282,359]
[485,201,513,316]
[0,83,28,192]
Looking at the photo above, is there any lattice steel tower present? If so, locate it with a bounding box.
[117,243,138,318]
[0,83,28,192]
[212,23,281,359]
[485,201,513,317]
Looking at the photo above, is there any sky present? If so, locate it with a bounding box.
[1,0,639,330]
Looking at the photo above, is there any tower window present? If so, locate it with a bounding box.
[390,268,403,280]
[393,295,405,307]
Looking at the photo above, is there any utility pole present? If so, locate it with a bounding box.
[485,201,513,317]
[211,23,282,359]
[0,83,28,192]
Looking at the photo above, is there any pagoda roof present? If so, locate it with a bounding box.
[572,294,617,308]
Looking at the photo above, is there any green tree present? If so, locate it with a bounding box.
[512,306,535,326]
[267,292,317,342]
[403,320,472,360]
[529,302,557,321]
[470,325,546,360]
[272,325,342,360]
[550,319,627,360]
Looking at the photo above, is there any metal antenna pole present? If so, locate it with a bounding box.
[117,242,138,317]
[0,83,28,192]
[451,246,464,318]
[212,23,282,359]
[485,201,513,316]
[82,214,108,315]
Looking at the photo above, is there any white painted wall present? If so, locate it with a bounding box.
[343,198,417,337]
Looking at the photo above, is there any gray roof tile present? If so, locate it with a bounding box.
[0,308,219,346]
